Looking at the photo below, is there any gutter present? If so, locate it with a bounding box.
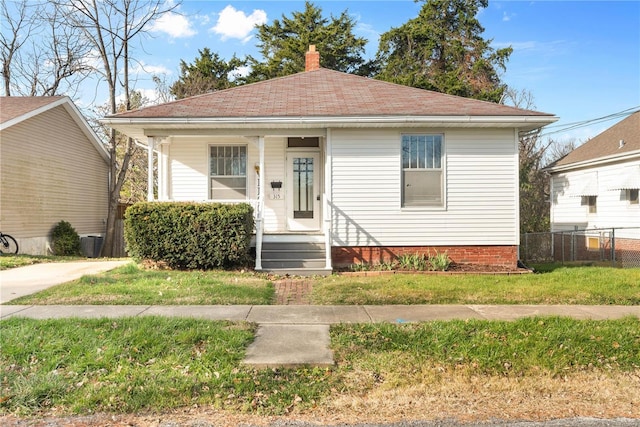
[101,114,558,128]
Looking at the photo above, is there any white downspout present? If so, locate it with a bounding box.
[255,136,265,270]
[324,129,333,270]
[147,137,155,201]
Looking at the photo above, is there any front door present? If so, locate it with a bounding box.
[287,152,321,231]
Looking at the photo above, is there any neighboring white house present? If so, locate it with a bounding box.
[0,96,110,255]
[102,46,557,274]
[544,111,640,264]
[545,111,640,235]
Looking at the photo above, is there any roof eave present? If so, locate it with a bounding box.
[545,149,640,173]
[101,114,558,136]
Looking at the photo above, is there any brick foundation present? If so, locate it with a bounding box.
[332,245,518,268]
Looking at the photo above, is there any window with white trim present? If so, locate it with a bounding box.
[209,145,247,200]
[401,134,443,207]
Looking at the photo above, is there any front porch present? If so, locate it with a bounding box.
[143,132,333,276]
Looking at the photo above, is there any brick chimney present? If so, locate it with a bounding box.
[305,45,320,71]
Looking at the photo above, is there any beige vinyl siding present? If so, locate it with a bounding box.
[330,128,518,246]
[551,160,640,238]
[0,105,108,240]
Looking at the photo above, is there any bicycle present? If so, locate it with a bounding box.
[0,232,19,254]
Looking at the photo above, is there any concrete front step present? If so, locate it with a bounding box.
[259,267,332,277]
[260,240,330,275]
[242,324,334,368]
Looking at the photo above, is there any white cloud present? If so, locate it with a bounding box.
[131,62,172,76]
[150,11,196,38]
[211,5,267,43]
[502,11,515,22]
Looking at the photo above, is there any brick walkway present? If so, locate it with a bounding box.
[273,279,313,305]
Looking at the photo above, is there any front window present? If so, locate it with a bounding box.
[209,145,247,200]
[402,134,443,207]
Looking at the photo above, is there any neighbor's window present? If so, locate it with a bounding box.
[581,195,597,213]
[402,134,443,207]
[209,145,247,200]
[628,189,639,205]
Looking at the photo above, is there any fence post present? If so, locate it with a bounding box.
[611,228,616,267]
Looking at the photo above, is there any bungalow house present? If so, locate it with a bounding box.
[544,111,640,263]
[0,96,110,255]
[102,46,557,274]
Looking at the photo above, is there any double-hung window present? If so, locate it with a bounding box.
[402,134,443,207]
[209,145,247,200]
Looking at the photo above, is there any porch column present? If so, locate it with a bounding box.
[147,137,155,201]
[324,129,333,270]
[255,136,265,270]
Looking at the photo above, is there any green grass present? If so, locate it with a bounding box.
[311,266,640,305]
[0,317,334,416]
[2,316,638,417]
[5,261,640,306]
[7,263,274,305]
[331,317,640,378]
[0,254,84,270]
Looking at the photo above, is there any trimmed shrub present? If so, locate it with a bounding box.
[51,220,81,256]
[124,202,254,270]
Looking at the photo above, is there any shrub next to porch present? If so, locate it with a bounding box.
[124,202,254,270]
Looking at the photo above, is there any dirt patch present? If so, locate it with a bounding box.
[3,371,638,426]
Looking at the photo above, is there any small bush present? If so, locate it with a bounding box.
[124,202,254,270]
[51,221,81,256]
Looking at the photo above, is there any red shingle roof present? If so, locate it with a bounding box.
[0,96,66,124]
[549,111,640,169]
[109,68,552,119]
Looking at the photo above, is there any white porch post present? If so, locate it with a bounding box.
[324,129,333,270]
[147,137,155,201]
[158,138,170,201]
[255,136,265,270]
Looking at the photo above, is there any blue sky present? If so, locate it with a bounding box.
[44,1,640,144]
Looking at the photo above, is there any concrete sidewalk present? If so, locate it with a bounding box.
[2,303,639,322]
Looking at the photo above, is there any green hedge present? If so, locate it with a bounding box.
[124,202,254,270]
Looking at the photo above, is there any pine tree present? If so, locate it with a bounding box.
[170,48,245,99]
[375,0,512,102]
[246,1,367,81]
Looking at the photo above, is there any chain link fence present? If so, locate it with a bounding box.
[520,228,640,268]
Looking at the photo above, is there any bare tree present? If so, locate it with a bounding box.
[54,0,179,256]
[0,0,34,95]
[502,87,555,233]
[1,0,92,96]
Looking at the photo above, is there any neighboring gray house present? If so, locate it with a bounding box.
[0,96,109,255]
[102,46,557,274]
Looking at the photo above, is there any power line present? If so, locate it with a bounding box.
[539,105,640,139]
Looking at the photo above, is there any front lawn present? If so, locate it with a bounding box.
[6,263,640,306]
[311,266,640,305]
[7,263,274,305]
